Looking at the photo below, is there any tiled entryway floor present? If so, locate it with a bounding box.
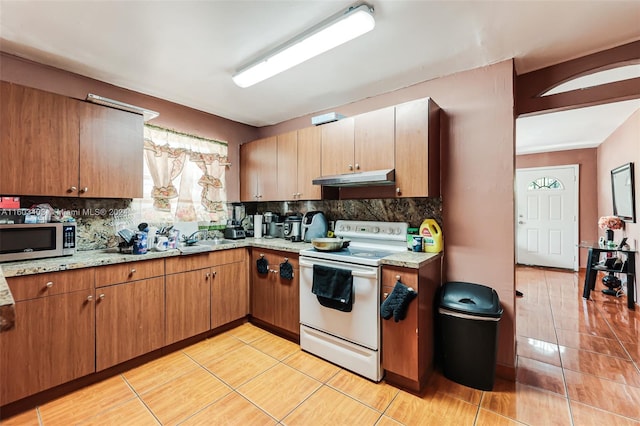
[3,266,640,425]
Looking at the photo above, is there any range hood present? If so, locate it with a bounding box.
[312,169,395,187]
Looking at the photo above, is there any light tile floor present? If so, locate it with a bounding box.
[3,266,640,425]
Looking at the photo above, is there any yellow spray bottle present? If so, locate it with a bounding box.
[419,219,443,253]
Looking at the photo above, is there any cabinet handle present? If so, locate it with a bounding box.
[355,163,360,170]
[395,275,401,281]
[130,268,136,275]
[45,281,54,288]
[383,292,389,299]
[98,293,105,300]
[206,272,211,279]
[86,295,94,302]
[260,254,265,258]
[396,187,401,194]
[348,164,353,171]
[79,187,88,194]
[68,186,77,193]
[212,271,217,276]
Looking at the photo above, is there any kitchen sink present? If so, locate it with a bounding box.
[196,238,235,246]
[178,238,236,254]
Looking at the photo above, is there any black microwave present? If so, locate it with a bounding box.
[0,223,76,262]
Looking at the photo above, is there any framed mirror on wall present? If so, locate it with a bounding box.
[611,162,636,222]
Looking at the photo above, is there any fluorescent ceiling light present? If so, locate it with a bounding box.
[86,94,160,121]
[233,3,375,88]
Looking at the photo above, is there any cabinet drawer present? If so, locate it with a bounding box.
[165,253,210,275]
[251,248,298,270]
[7,268,94,301]
[95,259,165,287]
[209,248,247,266]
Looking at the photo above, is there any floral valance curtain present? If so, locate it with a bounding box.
[143,125,229,222]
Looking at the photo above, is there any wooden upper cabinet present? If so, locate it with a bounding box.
[79,102,144,198]
[275,128,322,201]
[0,81,144,198]
[0,81,80,196]
[276,131,298,201]
[321,117,355,176]
[354,106,395,172]
[240,136,277,201]
[394,98,441,198]
[296,126,322,200]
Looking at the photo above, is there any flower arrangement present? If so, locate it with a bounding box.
[598,215,624,230]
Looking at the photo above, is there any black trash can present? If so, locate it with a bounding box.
[439,281,503,390]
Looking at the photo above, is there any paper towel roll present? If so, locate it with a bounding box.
[254,215,263,238]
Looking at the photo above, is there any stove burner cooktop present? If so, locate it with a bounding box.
[301,220,409,267]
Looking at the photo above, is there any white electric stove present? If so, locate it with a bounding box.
[299,220,408,381]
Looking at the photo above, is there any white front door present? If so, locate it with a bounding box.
[516,165,579,270]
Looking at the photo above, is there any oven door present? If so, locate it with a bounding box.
[299,257,380,350]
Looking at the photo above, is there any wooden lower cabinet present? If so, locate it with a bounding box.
[381,258,442,392]
[211,261,248,329]
[250,249,299,337]
[95,277,165,371]
[1,271,95,406]
[165,269,211,345]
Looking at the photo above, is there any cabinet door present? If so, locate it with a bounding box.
[354,106,395,172]
[321,117,354,176]
[276,131,298,201]
[0,291,95,405]
[0,81,80,196]
[394,98,440,197]
[296,126,322,200]
[240,137,277,201]
[256,136,278,201]
[250,252,275,325]
[165,269,211,345]
[273,267,300,336]
[381,268,419,381]
[211,261,248,329]
[79,103,144,198]
[240,141,259,202]
[95,277,165,371]
[251,269,275,325]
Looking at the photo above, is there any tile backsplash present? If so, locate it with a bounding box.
[13,196,441,250]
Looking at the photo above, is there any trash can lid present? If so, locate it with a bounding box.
[440,281,503,318]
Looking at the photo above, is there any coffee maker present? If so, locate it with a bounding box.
[224,203,246,239]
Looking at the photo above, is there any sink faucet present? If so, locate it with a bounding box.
[183,229,209,244]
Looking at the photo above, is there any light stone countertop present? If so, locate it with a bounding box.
[0,237,441,331]
[0,268,15,331]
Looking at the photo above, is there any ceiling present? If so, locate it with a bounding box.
[1,1,639,153]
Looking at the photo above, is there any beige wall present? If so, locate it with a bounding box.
[597,110,640,287]
[0,53,259,202]
[516,148,598,268]
[261,61,517,373]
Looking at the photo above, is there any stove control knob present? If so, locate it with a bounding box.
[372,227,380,233]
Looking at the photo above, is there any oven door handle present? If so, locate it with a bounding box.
[299,259,378,278]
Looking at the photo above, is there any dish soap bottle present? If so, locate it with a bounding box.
[419,219,443,253]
